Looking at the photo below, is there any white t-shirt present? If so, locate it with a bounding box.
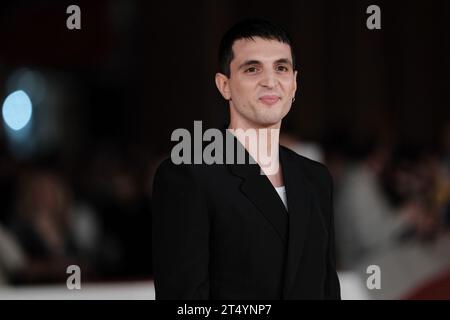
[274,186,288,211]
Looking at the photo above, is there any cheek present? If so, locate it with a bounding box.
[231,79,257,99]
[283,79,296,94]
[289,83,295,95]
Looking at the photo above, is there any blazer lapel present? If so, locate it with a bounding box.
[279,147,314,299]
[219,128,313,297]
[228,162,289,245]
[224,130,289,245]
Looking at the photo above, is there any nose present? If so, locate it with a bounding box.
[259,70,278,89]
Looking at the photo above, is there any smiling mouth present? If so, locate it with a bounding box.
[259,95,281,105]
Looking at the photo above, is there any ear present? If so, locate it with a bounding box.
[215,73,232,100]
[293,70,298,97]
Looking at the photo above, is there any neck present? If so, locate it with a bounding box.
[228,118,281,177]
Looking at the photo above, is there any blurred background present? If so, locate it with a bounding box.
[1,0,449,299]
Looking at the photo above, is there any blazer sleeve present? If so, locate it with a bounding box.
[151,159,210,299]
[324,168,342,299]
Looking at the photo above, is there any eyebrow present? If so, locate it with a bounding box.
[238,58,293,70]
[275,58,293,67]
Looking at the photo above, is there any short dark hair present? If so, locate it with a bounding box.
[218,18,296,77]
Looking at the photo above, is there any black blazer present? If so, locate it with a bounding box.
[152,132,341,300]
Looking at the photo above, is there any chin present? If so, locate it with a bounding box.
[256,117,283,128]
[258,111,288,127]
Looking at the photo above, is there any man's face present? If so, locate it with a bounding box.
[217,37,297,130]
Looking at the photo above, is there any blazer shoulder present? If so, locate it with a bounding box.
[153,157,207,186]
[281,145,333,187]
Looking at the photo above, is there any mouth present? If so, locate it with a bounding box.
[259,95,281,106]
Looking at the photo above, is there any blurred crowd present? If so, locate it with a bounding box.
[1,121,450,299]
[0,141,162,285]
[327,124,450,271]
[283,121,450,298]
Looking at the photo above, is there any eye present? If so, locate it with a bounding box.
[244,66,259,73]
[276,65,289,72]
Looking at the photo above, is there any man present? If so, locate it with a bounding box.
[152,18,341,299]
